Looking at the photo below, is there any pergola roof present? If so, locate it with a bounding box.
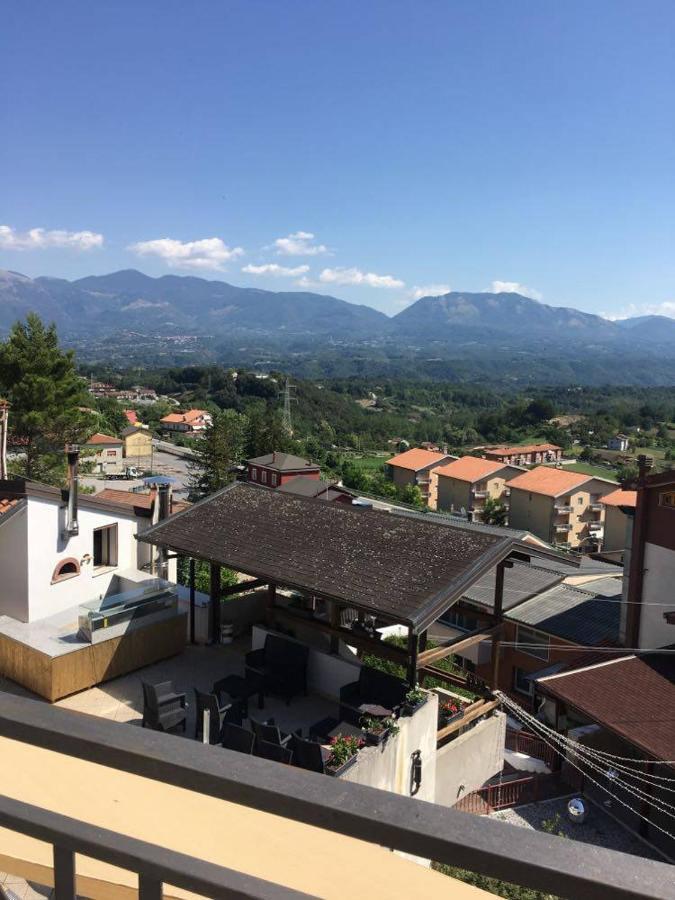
[138,482,573,631]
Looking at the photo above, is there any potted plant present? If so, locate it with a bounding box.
[438,698,465,727]
[360,714,399,746]
[402,686,428,716]
[326,733,364,776]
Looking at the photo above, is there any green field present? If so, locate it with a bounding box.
[564,462,619,481]
[347,454,389,473]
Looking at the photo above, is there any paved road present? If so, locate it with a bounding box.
[81,449,194,497]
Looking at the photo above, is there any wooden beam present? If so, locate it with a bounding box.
[273,607,408,666]
[188,558,196,645]
[418,665,470,690]
[436,698,500,744]
[220,578,266,598]
[417,625,500,668]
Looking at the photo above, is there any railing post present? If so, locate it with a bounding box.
[139,873,163,899]
[53,845,76,899]
[202,708,210,744]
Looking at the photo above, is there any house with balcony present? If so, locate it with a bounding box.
[247,451,321,487]
[385,447,455,508]
[505,466,618,549]
[482,443,562,467]
[435,455,524,521]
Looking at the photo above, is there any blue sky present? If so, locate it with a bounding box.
[2,1,674,318]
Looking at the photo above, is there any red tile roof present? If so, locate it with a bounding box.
[85,432,123,446]
[435,455,506,483]
[538,654,675,764]
[96,488,190,515]
[0,498,18,517]
[601,489,637,508]
[485,443,561,457]
[506,466,592,497]
[160,409,209,425]
[124,410,139,425]
[386,448,449,471]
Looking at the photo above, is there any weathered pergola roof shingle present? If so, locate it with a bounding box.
[139,482,572,631]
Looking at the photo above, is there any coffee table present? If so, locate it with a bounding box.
[213,673,264,716]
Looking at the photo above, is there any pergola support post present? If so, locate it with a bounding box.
[407,631,419,688]
[329,603,340,653]
[418,630,428,685]
[265,583,277,628]
[209,563,220,644]
[189,558,196,645]
[489,559,508,690]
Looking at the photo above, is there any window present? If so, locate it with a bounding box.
[660,491,675,509]
[93,524,118,568]
[578,496,583,505]
[106,449,117,457]
[250,468,257,481]
[439,608,480,631]
[513,666,534,697]
[51,558,80,583]
[271,473,278,486]
[515,625,549,660]
[261,470,268,484]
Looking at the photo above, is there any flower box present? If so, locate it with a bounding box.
[363,725,390,746]
[402,696,428,717]
[438,700,466,728]
[326,754,359,777]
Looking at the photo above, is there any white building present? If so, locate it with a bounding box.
[0,462,178,624]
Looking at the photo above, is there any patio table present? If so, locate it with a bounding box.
[213,673,264,717]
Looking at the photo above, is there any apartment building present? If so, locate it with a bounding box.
[385,447,455,508]
[435,455,524,520]
[160,409,212,434]
[600,488,637,552]
[482,442,562,467]
[506,466,617,549]
[623,464,675,650]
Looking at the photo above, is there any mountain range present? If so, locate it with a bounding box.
[1,268,675,380]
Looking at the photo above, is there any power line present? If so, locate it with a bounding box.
[497,693,675,842]
[499,643,675,653]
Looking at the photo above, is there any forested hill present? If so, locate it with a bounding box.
[3,270,675,384]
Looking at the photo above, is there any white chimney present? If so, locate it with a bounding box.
[64,444,80,537]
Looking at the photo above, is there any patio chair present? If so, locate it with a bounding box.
[339,666,407,725]
[194,689,243,744]
[250,716,293,749]
[291,733,331,774]
[141,681,187,734]
[221,723,255,755]
[256,740,293,765]
[245,634,309,704]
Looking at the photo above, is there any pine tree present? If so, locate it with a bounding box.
[0,314,91,482]
[188,409,248,498]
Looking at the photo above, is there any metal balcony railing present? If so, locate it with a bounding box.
[0,693,671,900]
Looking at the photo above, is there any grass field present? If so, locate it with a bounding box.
[564,462,619,481]
[347,454,389,473]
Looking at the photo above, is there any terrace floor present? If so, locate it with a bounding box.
[0,637,339,738]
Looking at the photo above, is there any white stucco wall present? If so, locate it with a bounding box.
[25,497,140,621]
[435,710,506,807]
[638,541,675,649]
[0,505,30,621]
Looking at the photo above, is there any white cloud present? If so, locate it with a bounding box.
[409,283,451,301]
[0,224,103,251]
[242,263,309,277]
[603,300,675,321]
[128,237,244,271]
[489,280,543,301]
[317,267,405,289]
[274,231,329,256]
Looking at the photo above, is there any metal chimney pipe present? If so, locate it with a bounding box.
[157,482,171,579]
[0,400,9,481]
[65,444,80,536]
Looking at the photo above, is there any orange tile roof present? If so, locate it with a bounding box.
[386,448,449,471]
[435,456,505,483]
[601,489,637,508]
[124,409,138,424]
[0,498,18,517]
[85,432,123,446]
[97,489,154,510]
[505,466,591,497]
[485,443,561,457]
[160,409,209,425]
